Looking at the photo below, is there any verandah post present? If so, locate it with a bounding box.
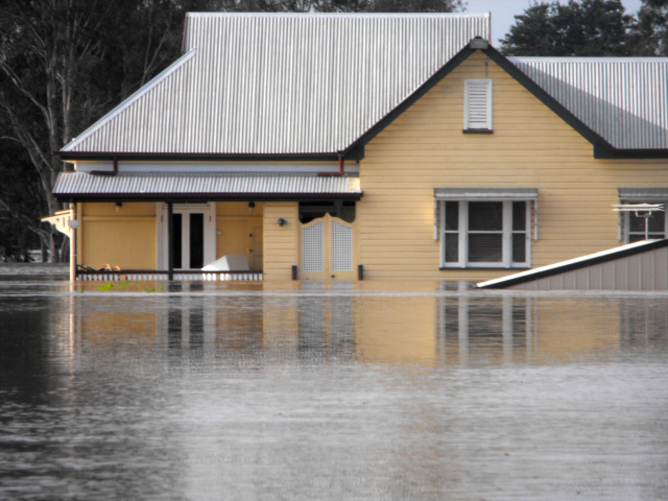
[167,202,174,280]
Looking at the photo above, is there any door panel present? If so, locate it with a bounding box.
[217,220,248,258]
[300,214,356,280]
[250,224,263,271]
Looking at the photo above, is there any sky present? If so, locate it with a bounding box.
[464,0,644,45]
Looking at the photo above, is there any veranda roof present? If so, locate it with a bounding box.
[53,172,362,202]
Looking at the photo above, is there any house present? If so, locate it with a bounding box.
[48,12,668,282]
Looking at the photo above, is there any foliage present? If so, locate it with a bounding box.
[0,0,462,261]
[500,0,636,56]
[97,280,164,293]
[629,0,668,56]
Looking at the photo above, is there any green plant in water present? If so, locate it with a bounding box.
[96,280,163,293]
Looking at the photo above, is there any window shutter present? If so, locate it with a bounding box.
[465,79,492,131]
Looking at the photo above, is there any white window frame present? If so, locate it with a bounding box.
[440,200,531,269]
[464,79,493,131]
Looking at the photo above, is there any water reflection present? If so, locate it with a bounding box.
[2,276,668,500]
[43,281,668,368]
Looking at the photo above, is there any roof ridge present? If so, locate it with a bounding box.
[185,12,490,18]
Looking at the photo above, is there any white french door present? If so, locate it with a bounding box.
[157,203,216,270]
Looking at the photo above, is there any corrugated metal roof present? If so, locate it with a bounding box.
[476,239,668,290]
[511,57,668,150]
[619,188,668,201]
[62,13,490,155]
[53,172,362,197]
[434,188,538,200]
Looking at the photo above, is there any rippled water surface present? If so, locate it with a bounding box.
[1,264,667,500]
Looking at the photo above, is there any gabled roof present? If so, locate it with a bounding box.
[511,57,668,151]
[59,12,668,161]
[61,12,491,158]
[351,41,667,158]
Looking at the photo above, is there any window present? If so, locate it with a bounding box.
[627,209,666,242]
[618,189,668,243]
[436,189,537,269]
[464,79,493,132]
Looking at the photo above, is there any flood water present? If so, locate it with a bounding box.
[1,265,668,500]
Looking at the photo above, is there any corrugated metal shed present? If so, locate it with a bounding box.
[511,57,668,150]
[476,239,668,291]
[62,13,491,155]
[53,172,362,200]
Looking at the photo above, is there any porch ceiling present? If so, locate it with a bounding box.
[54,172,362,202]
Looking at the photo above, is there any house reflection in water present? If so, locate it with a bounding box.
[63,282,667,367]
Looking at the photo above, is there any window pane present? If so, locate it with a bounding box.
[630,212,664,233]
[468,234,502,262]
[648,212,665,233]
[469,202,503,231]
[190,213,204,269]
[445,233,459,262]
[171,213,182,269]
[445,202,459,231]
[512,233,526,263]
[512,202,526,231]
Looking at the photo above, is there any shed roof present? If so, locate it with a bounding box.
[61,13,491,156]
[476,239,668,290]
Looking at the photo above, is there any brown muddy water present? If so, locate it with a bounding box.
[1,264,667,500]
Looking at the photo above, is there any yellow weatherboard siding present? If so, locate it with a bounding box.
[263,202,299,280]
[215,202,264,270]
[79,203,157,269]
[359,52,668,280]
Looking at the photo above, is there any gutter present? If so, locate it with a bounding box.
[89,156,119,176]
[318,153,345,177]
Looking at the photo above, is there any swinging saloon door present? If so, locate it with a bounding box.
[300,214,357,280]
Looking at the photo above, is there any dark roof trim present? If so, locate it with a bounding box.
[55,150,366,162]
[477,239,668,289]
[345,40,668,160]
[56,192,363,203]
[594,145,668,159]
[343,44,477,154]
[480,46,616,153]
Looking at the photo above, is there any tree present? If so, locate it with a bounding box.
[0,129,42,262]
[629,0,668,56]
[0,0,463,261]
[500,0,636,56]
[0,0,210,261]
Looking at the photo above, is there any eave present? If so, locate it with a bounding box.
[55,148,366,163]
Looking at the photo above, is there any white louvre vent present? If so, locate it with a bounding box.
[303,222,324,273]
[331,221,354,272]
[465,79,493,131]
